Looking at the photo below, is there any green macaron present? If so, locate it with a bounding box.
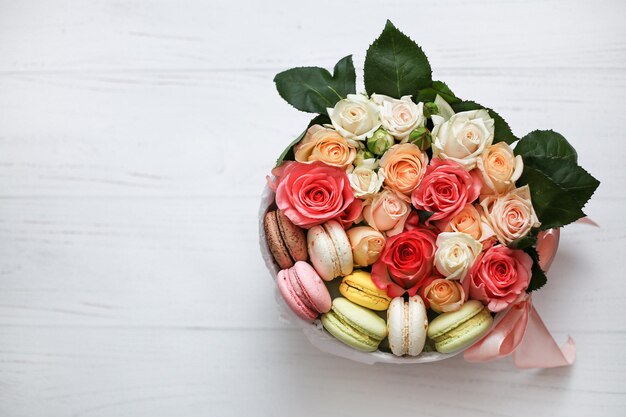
[427,300,493,354]
[321,297,387,352]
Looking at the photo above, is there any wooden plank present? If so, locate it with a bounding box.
[0,327,624,417]
[1,0,625,72]
[0,197,617,331]
[0,69,618,197]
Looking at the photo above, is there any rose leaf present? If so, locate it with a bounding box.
[364,20,432,98]
[524,247,547,293]
[514,130,578,163]
[415,80,459,104]
[274,55,356,114]
[516,156,600,229]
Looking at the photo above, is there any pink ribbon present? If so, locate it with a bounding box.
[463,222,595,368]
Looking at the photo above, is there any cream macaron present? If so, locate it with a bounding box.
[307,220,353,281]
[386,296,428,356]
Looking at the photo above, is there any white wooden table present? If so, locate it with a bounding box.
[1,1,624,416]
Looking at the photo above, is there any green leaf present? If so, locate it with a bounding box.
[415,80,459,104]
[514,130,578,162]
[275,114,331,166]
[451,100,518,145]
[517,156,600,229]
[417,209,434,224]
[524,247,547,293]
[364,20,432,98]
[509,228,539,250]
[274,55,356,114]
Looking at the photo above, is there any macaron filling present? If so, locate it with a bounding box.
[289,268,317,313]
[432,308,492,352]
[324,309,383,348]
[341,280,390,305]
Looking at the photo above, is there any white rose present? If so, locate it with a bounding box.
[434,232,483,281]
[371,94,425,141]
[347,159,384,198]
[327,94,381,140]
[431,104,495,170]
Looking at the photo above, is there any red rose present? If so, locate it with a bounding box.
[466,245,533,312]
[371,228,437,297]
[411,158,481,225]
[268,161,354,228]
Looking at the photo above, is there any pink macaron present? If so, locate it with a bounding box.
[276,261,332,322]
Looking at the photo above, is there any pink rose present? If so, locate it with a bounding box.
[362,188,411,236]
[411,158,481,225]
[336,198,363,229]
[268,161,354,228]
[371,228,437,297]
[466,245,533,312]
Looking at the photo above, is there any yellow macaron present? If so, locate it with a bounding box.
[339,270,391,311]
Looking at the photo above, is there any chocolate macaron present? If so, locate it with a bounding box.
[264,209,308,269]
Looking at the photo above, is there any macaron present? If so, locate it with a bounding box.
[307,220,353,281]
[339,270,391,311]
[264,209,308,269]
[276,261,332,322]
[321,297,387,352]
[426,300,493,354]
[387,296,428,356]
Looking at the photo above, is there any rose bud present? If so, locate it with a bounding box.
[347,226,386,267]
[408,126,432,151]
[354,148,376,167]
[367,128,394,156]
[423,102,439,118]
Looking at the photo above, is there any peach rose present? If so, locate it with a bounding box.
[440,203,494,242]
[362,188,411,236]
[479,185,541,245]
[422,278,466,313]
[347,226,386,267]
[294,125,357,168]
[477,142,523,195]
[379,143,428,196]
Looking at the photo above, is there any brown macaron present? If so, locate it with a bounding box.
[264,209,308,269]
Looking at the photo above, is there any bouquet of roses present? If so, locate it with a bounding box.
[260,21,599,365]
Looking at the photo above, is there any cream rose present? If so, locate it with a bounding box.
[379,143,428,196]
[346,226,386,267]
[434,232,483,281]
[371,94,425,141]
[327,94,380,140]
[362,188,411,236]
[422,278,465,313]
[479,185,541,245]
[431,107,495,170]
[442,203,494,242]
[294,125,357,168]
[348,159,384,198]
[477,142,523,195]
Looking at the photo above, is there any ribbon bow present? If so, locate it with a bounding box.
[463,223,594,368]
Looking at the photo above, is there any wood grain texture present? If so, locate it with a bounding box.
[0,0,625,416]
